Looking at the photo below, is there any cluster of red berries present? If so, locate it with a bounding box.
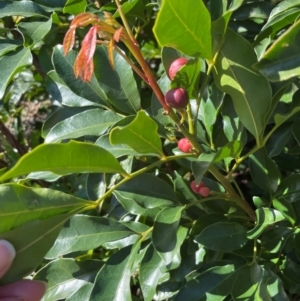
[165,58,189,109]
[190,180,210,197]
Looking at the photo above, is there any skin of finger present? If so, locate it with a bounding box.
[0,241,16,278]
[0,280,47,301]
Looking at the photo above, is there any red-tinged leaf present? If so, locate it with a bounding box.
[73,48,85,78]
[74,49,94,82]
[108,39,115,69]
[81,26,97,64]
[113,27,123,43]
[63,28,75,55]
[70,12,99,28]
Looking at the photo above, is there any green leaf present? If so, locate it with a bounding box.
[46,215,136,258]
[152,206,184,254]
[191,153,215,185]
[93,46,141,114]
[174,264,235,301]
[65,283,93,301]
[35,259,103,301]
[214,140,243,162]
[139,244,166,301]
[90,242,140,301]
[249,148,281,194]
[0,183,91,234]
[153,0,212,59]
[0,47,32,99]
[254,19,300,82]
[113,174,178,217]
[0,1,48,18]
[266,268,290,301]
[275,174,300,203]
[17,18,52,45]
[0,141,128,182]
[52,46,111,108]
[46,71,102,107]
[63,0,87,14]
[213,29,272,143]
[110,110,164,157]
[232,264,271,301]
[247,208,286,239]
[195,222,248,252]
[272,198,296,225]
[0,39,22,57]
[44,109,122,143]
[95,134,143,158]
[261,226,293,253]
[222,95,247,143]
[0,213,74,284]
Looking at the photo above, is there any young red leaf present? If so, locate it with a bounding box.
[81,26,98,65]
[63,28,75,55]
[113,27,123,43]
[70,12,99,28]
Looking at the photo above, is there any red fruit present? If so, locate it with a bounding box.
[165,88,189,109]
[198,187,210,197]
[190,180,205,193]
[168,58,188,80]
[178,138,193,153]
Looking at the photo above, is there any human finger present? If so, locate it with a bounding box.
[0,241,16,278]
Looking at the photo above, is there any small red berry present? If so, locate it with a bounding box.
[178,138,193,153]
[168,58,189,80]
[190,180,205,193]
[198,187,210,197]
[165,88,189,109]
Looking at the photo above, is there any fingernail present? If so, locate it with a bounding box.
[0,240,16,276]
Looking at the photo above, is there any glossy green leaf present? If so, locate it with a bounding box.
[159,226,188,268]
[191,153,215,186]
[90,242,140,301]
[45,109,121,142]
[52,46,111,108]
[65,283,93,301]
[63,0,87,14]
[93,46,141,114]
[0,183,91,233]
[17,18,52,45]
[0,141,128,182]
[46,215,136,258]
[254,19,300,82]
[261,226,293,253]
[0,1,48,18]
[256,6,300,44]
[152,206,184,254]
[222,95,247,143]
[110,110,164,157]
[273,198,296,225]
[0,47,32,99]
[113,174,178,217]
[247,208,286,239]
[213,29,272,143]
[232,264,270,301]
[0,39,22,57]
[249,148,281,194]
[139,244,166,301]
[214,140,243,162]
[95,134,142,158]
[35,259,103,301]
[275,174,300,203]
[174,264,235,301]
[0,213,74,284]
[266,268,290,301]
[153,0,212,59]
[195,222,248,251]
[46,71,103,107]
